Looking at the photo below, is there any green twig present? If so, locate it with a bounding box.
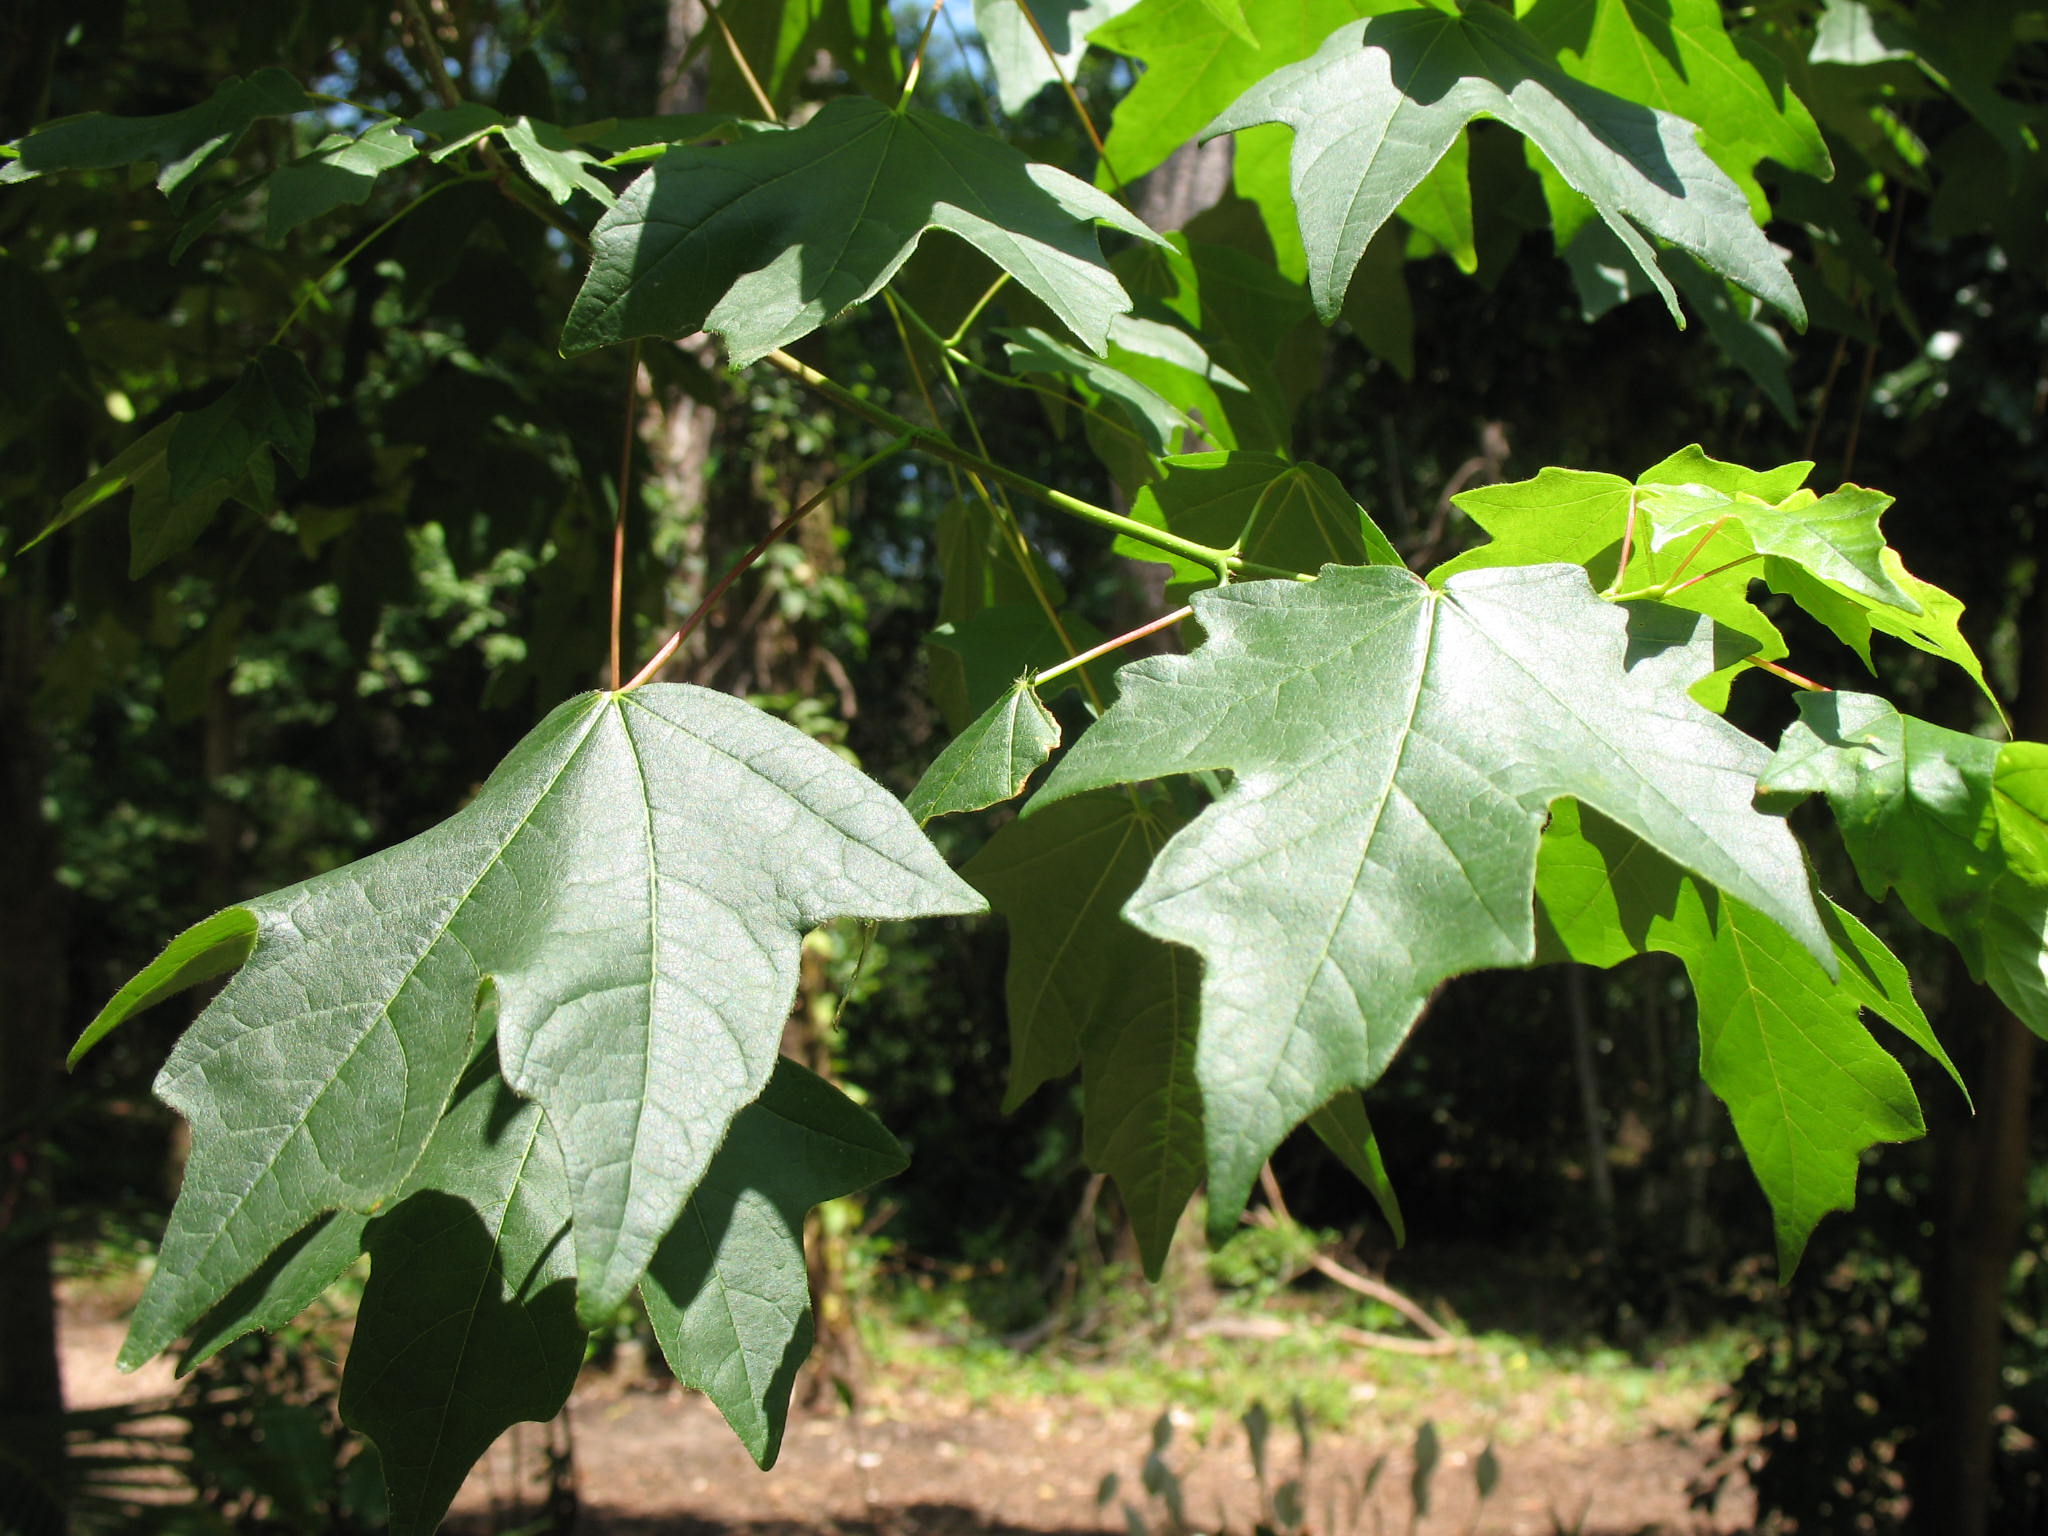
[899,0,948,109]
[763,349,1296,581]
[945,273,1012,348]
[892,291,1155,453]
[270,177,468,343]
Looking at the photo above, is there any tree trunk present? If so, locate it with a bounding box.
[1923,1007,2035,1534]
[0,600,70,1535]
[1917,516,2048,1534]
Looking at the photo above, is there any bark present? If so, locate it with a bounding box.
[0,599,69,1534]
[1917,516,2048,1534]
[1922,1007,2036,1534]
[1133,138,1232,234]
[1565,967,1616,1244]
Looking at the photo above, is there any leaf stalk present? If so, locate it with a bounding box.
[761,349,1291,581]
[1034,606,1194,686]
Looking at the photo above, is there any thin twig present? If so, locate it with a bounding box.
[1745,656,1830,692]
[269,178,469,344]
[946,272,1012,348]
[1035,606,1193,686]
[1843,187,1913,479]
[762,348,1293,579]
[1011,0,1126,194]
[609,341,642,691]
[899,0,948,108]
[400,0,464,108]
[621,434,914,691]
[702,0,778,121]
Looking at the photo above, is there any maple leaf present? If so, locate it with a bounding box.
[1761,691,2048,1035]
[967,789,1203,1274]
[1033,565,1828,1231]
[562,95,1164,364]
[80,684,983,1365]
[339,1058,581,1536]
[1523,0,1831,212]
[1537,799,1951,1270]
[909,679,1062,823]
[0,68,313,201]
[1204,5,1804,325]
[640,1059,906,1466]
[1113,451,1401,600]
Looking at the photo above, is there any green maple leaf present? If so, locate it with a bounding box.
[1204,5,1804,326]
[1033,565,1828,1233]
[561,96,1163,365]
[923,601,1106,732]
[1639,480,1918,611]
[1091,0,1449,286]
[1003,326,1195,453]
[1112,451,1401,599]
[502,115,617,205]
[1764,553,1999,716]
[264,123,419,243]
[1431,460,1781,708]
[339,1056,582,1536]
[1535,799,1946,1271]
[0,68,313,202]
[183,1057,905,1526]
[967,790,1203,1274]
[1521,0,1832,216]
[1116,235,1322,447]
[167,347,319,500]
[81,684,982,1365]
[1308,1093,1404,1244]
[640,1059,905,1467]
[1761,691,2048,1035]
[974,0,1138,116]
[1089,0,1403,186]
[908,679,1062,823]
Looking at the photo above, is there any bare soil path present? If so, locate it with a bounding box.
[451,1366,1752,1536]
[60,1301,1753,1535]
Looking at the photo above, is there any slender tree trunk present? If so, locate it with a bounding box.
[1923,1007,2035,1534]
[1565,967,1615,1244]
[0,601,69,1535]
[1918,518,2048,1533]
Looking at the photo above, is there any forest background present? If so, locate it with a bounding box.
[1,0,2046,1532]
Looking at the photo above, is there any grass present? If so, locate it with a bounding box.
[860,1281,1744,1450]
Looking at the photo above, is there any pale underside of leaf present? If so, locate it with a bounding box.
[1035,565,1827,1232]
[119,685,980,1366]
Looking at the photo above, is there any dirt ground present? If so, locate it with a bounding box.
[60,1311,1754,1536]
